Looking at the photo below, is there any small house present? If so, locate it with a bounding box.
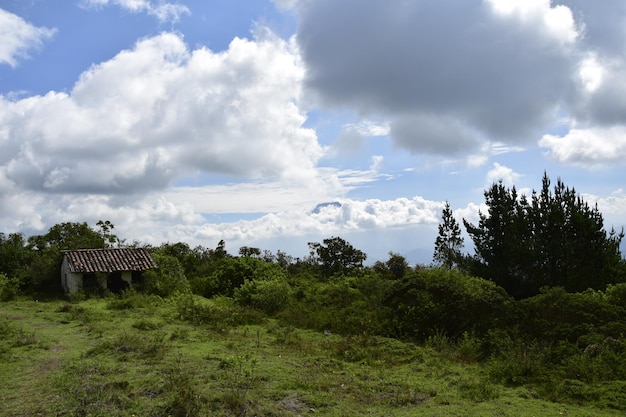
[61,248,157,294]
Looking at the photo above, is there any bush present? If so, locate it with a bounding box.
[141,254,190,297]
[192,257,287,298]
[234,277,292,315]
[515,287,626,343]
[0,273,18,301]
[383,268,511,341]
[278,278,384,335]
[175,295,265,330]
[605,283,626,307]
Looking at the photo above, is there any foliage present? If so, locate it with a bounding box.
[372,252,409,280]
[28,221,108,251]
[95,220,118,247]
[278,273,390,336]
[106,289,164,310]
[383,268,511,341]
[141,253,190,297]
[234,275,292,315]
[175,295,266,330]
[433,201,464,269]
[513,287,626,343]
[191,256,287,298]
[464,173,624,298]
[307,236,367,277]
[0,232,33,281]
[0,272,18,301]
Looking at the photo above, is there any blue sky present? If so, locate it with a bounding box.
[1,0,626,264]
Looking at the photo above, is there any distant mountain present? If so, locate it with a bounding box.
[311,201,342,214]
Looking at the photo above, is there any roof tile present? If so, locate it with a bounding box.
[64,248,157,273]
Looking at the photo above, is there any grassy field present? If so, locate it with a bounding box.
[0,295,623,417]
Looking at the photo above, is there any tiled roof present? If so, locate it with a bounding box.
[63,248,157,273]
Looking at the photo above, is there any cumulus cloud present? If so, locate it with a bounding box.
[80,0,190,23]
[0,31,323,194]
[486,162,522,186]
[167,195,443,247]
[540,126,626,166]
[0,8,56,67]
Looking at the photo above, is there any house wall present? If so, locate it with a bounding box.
[60,256,83,294]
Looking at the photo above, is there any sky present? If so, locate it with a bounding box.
[1,0,626,264]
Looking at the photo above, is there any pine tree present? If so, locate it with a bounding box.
[464,173,624,298]
[433,201,464,269]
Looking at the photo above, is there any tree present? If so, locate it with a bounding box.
[373,252,409,280]
[433,201,464,269]
[464,173,624,298]
[0,233,34,279]
[96,220,118,247]
[463,182,524,295]
[308,236,367,276]
[28,221,107,251]
[239,246,261,258]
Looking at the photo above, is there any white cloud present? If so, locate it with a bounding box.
[579,54,605,93]
[80,0,190,23]
[0,31,323,194]
[343,120,390,137]
[486,0,579,44]
[0,8,56,67]
[540,126,626,166]
[486,163,521,186]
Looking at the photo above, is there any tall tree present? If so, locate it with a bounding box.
[433,201,464,269]
[463,174,624,298]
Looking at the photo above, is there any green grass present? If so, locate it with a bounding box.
[0,296,623,417]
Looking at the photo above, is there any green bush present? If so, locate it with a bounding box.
[515,287,626,343]
[0,273,18,301]
[175,295,265,330]
[384,268,511,341]
[234,277,292,315]
[141,254,190,297]
[192,257,288,298]
[277,278,385,335]
[605,282,626,307]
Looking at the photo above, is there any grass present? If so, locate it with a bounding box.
[0,295,624,417]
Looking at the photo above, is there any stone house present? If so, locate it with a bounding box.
[61,248,157,294]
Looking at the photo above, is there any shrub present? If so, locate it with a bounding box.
[175,295,265,330]
[141,254,190,297]
[234,277,292,315]
[277,278,384,335]
[605,283,626,307]
[192,257,287,298]
[515,287,626,343]
[0,273,18,301]
[384,268,511,341]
